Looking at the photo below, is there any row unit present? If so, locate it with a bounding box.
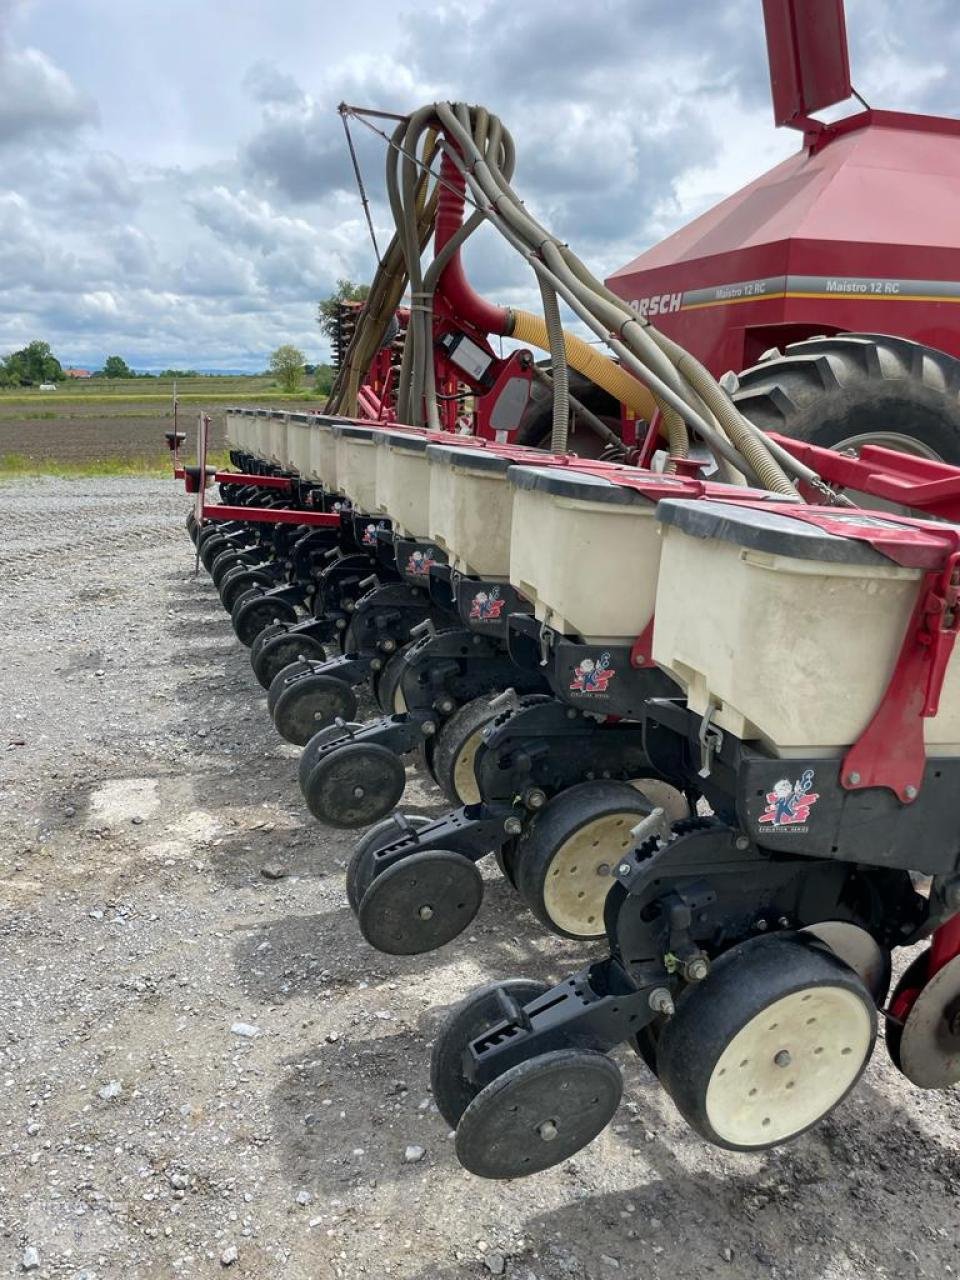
[225,408,960,761]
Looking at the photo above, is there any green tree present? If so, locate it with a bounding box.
[102,355,134,378]
[269,344,305,394]
[313,363,335,395]
[317,279,370,343]
[0,339,63,386]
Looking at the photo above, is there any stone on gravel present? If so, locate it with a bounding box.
[230,1022,260,1038]
[21,1247,40,1271]
[260,861,287,880]
[404,1145,425,1163]
[97,1079,122,1100]
[484,1251,506,1275]
[220,1244,239,1266]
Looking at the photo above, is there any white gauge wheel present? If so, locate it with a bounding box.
[704,985,874,1147]
[451,726,486,805]
[541,811,638,938]
[629,777,690,824]
[801,921,889,1001]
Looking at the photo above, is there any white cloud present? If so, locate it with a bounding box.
[0,0,957,369]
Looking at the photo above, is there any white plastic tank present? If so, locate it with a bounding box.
[652,499,960,754]
[285,412,312,475]
[253,410,273,462]
[375,429,431,535]
[334,423,381,510]
[236,410,257,456]
[267,411,289,466]
[508,466,664,642]
[427,445,518,577]
[308,416,340,490]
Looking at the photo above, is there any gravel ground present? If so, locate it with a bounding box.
[2,476,959,1280]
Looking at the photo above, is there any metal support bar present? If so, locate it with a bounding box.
[200,504,339,528]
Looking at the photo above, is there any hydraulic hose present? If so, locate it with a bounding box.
[537,277,570,452]
[337,98,825,499]
[651,330,797,496]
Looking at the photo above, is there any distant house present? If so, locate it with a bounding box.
[65,368,92,379]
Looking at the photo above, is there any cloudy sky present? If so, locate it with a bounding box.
[2,0,958,372]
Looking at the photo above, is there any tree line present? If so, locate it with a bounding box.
[1,281,369,392]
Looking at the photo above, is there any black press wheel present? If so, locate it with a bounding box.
[249,620,290,670]
[656,932,877,1152]
[301,742,406,828]
[454,1049,623,1179]
[346,813,433,914]
[512,781,653,940]
[200,533,233,572]
[732,333,960,464]
[233,594,299,648]
[272,673,359,745]
[356,849,484,955]
[221,568,273,613]
[431,696,500,806]
[212,549,255,591]
[267,658,318,715]
[196,523,230,549]
[253,631,328,691]
[298,722,365,793]
[430,979,551,1128]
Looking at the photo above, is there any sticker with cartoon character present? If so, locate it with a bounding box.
[569,651,615,693]
[406,548,436,578]
[361,521,387,546]
[469,586,506,621]
[759,768,819,829]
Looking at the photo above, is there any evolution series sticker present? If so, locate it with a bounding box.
[569,652,615,694]
[759,768,819,832]
[405,547,437,577]
[361,520,389,546]
[469,587,506,621]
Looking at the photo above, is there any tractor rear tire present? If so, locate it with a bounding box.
[731,333,960,463]
[515,368,621,454]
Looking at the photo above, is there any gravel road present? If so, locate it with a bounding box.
[1,476,959,1280]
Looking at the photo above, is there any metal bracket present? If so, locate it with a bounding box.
[697,701,723,778]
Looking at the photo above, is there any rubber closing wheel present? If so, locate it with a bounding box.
[513,781,653,940]
[211,549,249,589]
[254,632,326,690]
[431,979,550,1128]
[267,659,317,715]
[298,722,364,793]
[200,534,232,572]
[455,1049,623,1180]
[357,850,483,954]
[657,933,876,1152]
[302,742,406,828]
[250,620,288,666]
[221,569,271,613]
[346,814,432,914]
[272,674,358,745]
[234,595,298,648]
[431,696,499,805]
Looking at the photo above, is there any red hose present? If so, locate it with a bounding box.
[435,150,509,336]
